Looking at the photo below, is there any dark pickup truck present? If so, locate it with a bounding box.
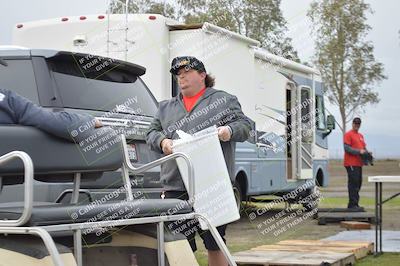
[0,48,164,204]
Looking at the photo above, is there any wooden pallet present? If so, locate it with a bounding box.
[317,208,365,213]
[234,250,355,266]
[273,240,373,259]
[340,221,371,230]
[318,212,375,225]
[233,239,373,265]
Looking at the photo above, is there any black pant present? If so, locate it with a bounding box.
[345,166,363,208]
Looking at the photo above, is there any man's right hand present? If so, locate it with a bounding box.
[360,149,366,154]
[161,138,173,155]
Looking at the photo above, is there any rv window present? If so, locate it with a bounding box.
[316,95,326,130]
[0,59,39,104]
[300,88,311,124]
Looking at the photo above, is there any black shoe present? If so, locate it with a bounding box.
[356,205,365,212]
[347,206,365,212]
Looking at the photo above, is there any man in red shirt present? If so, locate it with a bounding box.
[343,117,367,210]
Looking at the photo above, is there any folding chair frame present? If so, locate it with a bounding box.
[0,135,237,266]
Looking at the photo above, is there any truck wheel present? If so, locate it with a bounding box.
[233,181,242,213]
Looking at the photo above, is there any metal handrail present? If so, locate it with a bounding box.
[195,213,237,266]
[0,227,64,266]
[0,146,233,266]
[0,151,34,227]
[41,213,237,266]
[120,134,195,205]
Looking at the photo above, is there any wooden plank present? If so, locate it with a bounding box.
[318,212,375,224]
[253,244,361,252]
[277,239,373,247]
[234,250,356,266]
[318,212,375,225]
[278,239,373,249]
[318,212,374,218]
[340,221,371,230]
[252,244,370,259]
[318,207,365,213]
[275,240,374,259]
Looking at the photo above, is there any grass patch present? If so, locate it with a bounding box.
[194,252,208,266]
[320,197,400,208]
[196,249,400,265]
[194,242,263,266]
[195,249,400,266]
[357,253,400,265]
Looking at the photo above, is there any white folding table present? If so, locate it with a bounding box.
[368,176,400,255]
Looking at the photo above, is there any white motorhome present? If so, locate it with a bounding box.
[13,13,335,208]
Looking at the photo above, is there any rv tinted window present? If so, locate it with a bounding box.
[316,95,326,130]
[0,59,39,104]
[47,57,157,116]
[300,88,311,124]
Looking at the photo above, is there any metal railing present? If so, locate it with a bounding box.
[0,151,33,226]
[0,151,64,266]
[0,136,237,266]
[120,134,195,203]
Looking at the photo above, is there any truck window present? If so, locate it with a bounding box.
[0,59,39,104]
[46,55,158,116]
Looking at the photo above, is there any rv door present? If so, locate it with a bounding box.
[298,86,313,179]
[286,83,313,180]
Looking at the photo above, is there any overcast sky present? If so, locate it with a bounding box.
[281,0,400,134]
[281,0,400,157]
[1,0,399,157]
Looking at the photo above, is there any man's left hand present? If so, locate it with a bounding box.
[94,119,103,128]
[217,126,231,142]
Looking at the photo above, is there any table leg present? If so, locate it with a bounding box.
[379,182,383,254]
[375,182,378,255]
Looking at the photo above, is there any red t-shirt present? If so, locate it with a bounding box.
[182,87,206,112]
[344,130,366,167]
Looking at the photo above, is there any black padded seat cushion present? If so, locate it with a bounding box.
[0,199,193,226]
[0,235,72,259]
[0,125,123,176]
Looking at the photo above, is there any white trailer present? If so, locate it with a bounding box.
[13,13,335,207]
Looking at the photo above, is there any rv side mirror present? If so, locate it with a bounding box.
[323,115,335,138]
[247,119,257,144]
[327,115,335,130]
